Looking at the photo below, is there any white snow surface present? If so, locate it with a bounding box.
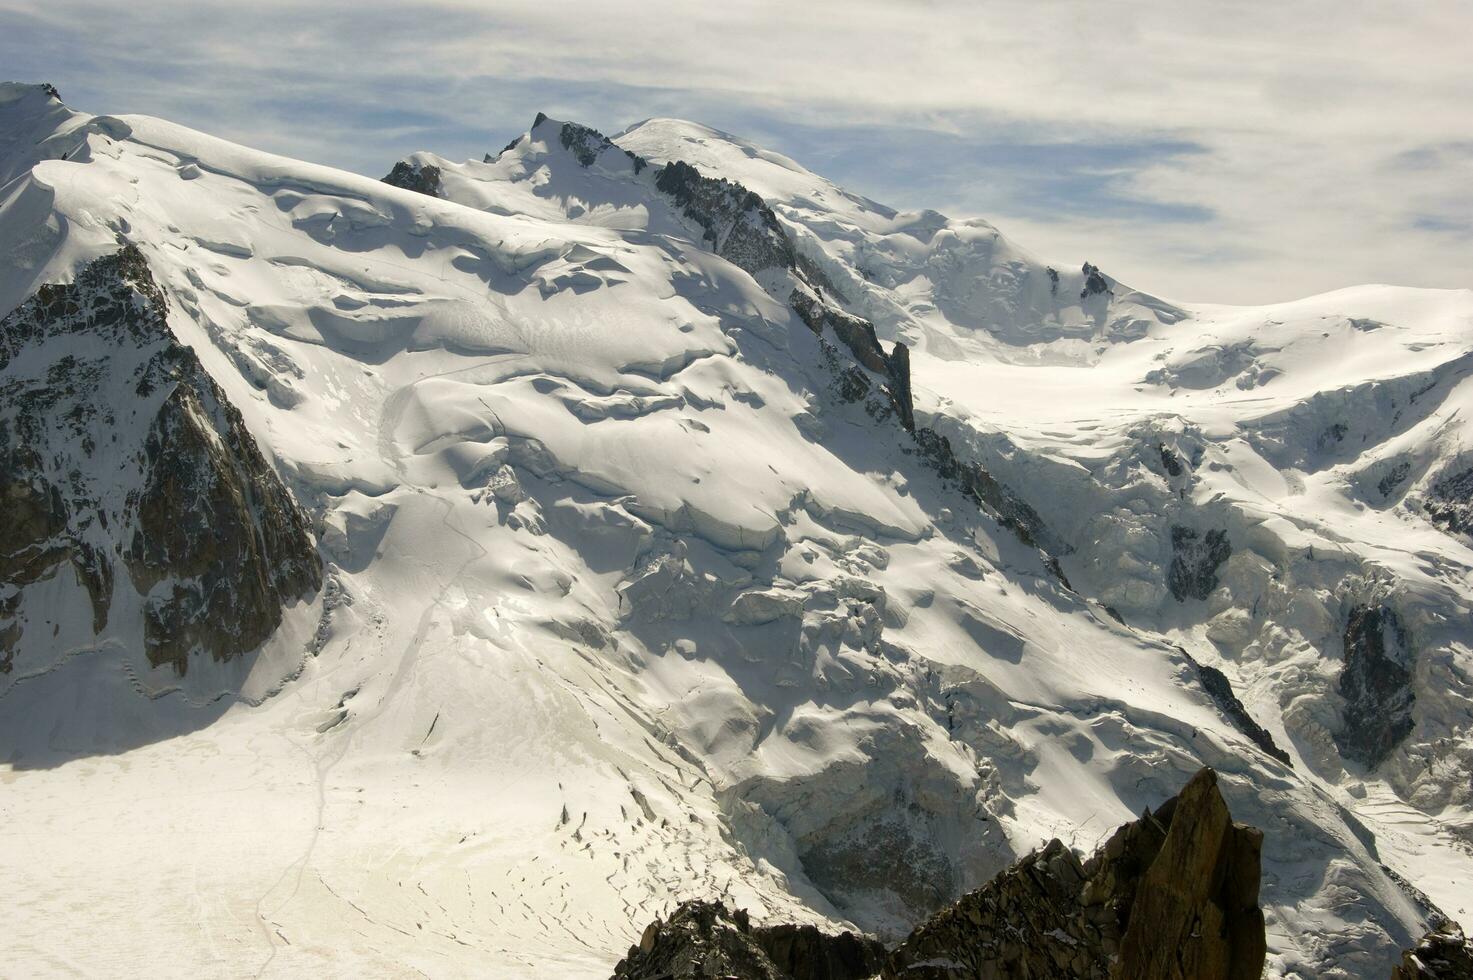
[0,84,1469,978]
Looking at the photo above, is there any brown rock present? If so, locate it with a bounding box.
[1391,922,1473,979]
[609,770,1267,980]
[882,767,1265,980]
[1114,768,1265,980]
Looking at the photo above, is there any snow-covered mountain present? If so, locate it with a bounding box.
[1,81,1470,978]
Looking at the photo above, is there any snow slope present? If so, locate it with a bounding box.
[621,115,1473,928]
[0,84,1468,978]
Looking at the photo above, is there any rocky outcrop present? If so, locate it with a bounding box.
[1336,603,1415,768]
[1159,443,1185,477]
[635,146,916,433]
[1080,262,1112,301]
[610,901,885,980]
[654,159,794,276]
[884,767,1263,980]
[792,290,914,431]
[1167,525,1231,601]
[1180,649,1292,766]
[382,160,442,197]
[1379,460,1412,499]
[0,246,319,675]
[1392,923,1473,979]
[1425,466,1473,537]
[912,428,1058,558]
[559,120,647,173]
[613,769,1265,980]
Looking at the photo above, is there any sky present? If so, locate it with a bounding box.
[1,0,1469,305]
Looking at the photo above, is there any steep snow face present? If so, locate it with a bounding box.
[616,118,1187,356]
[0,83,1464,978]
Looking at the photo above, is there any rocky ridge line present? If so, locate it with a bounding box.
[611,767,1267,980]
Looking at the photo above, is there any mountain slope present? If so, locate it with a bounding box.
[0,82,1468,978]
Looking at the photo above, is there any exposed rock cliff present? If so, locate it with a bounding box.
[653,158,795,276]
[382,160,443,197]
[1336,603,1416,768]
[1425,466,1473,538]
[0,246,320,675]
[1180,648,1293,767]
[886,767,1264,980]
[791,289,914,431]
[1167,525,1232,602]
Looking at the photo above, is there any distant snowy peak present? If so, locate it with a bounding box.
[413,112,921,440]
[615,117,1186,351]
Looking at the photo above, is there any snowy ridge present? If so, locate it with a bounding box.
[0,82,1469,978]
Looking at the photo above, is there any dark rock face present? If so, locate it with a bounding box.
[638,147,914,435]
[913,428,1057,557]
[1167,525,1231,601]
[885,836,1111,979]
[1392,922,1473,979]
[1317,421,1349,452]
[559,120,646,173]
[1336,604,1415,768]
[382,161,442,197]
[125,355,321,671]
[489,133,522,162]
[0,247,319,675]
[885,767,1265,980]
[610,900,885,980]
[654,159,794,276]
[1080,262,1111,301]
[1179,649,1292,766]
[1426,466,1473,536]
[1047,266,1060,295]
[613,770,1266,980]
[1159,443,1184,477]
[1380,461,1412,499]
[792,290,914,431]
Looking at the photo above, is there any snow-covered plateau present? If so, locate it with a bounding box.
[1,81,1470,977]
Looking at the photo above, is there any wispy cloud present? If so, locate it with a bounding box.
[1,0,1469,303]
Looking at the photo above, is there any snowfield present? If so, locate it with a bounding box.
[1,83,1470,978]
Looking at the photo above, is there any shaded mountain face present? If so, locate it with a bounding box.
[0,82,1469,979]
[0,246,320,677]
